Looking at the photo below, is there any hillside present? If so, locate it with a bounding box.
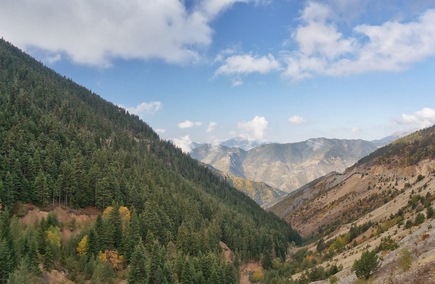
[199,161,286,207]
[267,125,435,283]
[191,138,377,193]
[0,38,300,283]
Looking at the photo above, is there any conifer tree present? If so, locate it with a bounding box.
[353,250,381,280]
[180,258,195,284]
[87,229,99,258]
[0,238,14,283]
[128,241,147,284]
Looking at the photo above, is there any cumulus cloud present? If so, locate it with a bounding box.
[283,3,435,79]
[172,135,193,153]
[207,121,218,133]
[238,116,268,140]
[155,129,167,134]
[122,101,162,117]
[178,120,203,129]
[0,0,256,67]
[288,115,305,125]
[396,107,435,129]
[215,54,281,76]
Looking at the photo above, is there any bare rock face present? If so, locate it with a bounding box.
[191,138,377,193]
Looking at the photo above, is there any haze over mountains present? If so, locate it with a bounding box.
[191,138,378,194]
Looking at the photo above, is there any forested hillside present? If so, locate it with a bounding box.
[0,39,300,283]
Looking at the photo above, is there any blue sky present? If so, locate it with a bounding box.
[1,0,435,152]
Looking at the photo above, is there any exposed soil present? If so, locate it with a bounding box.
[20,205,99,242]
[240,261,262,284]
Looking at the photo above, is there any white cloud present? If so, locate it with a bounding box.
[172,135,193,153]
[121,101,162,117]
[178,120,203,129]
[215,54,281,76]
[288,115,305,125]
[0,0,257,67]
[45,53,62,65]
[155,128,167,134]
[207,121,217,133]
[283,3,435,79]
[238,116,268,140]
[351,127,360,133]
[396,107,435,129]
[231,78,244,87]
[214,48,237,63]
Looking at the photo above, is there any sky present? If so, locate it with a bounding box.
[1,0,435,152]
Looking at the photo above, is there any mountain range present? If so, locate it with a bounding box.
[191,138,378,195]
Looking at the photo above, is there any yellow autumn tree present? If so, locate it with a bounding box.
[46,226,61,248]
[77,235,88,256]
[99,249,124,270]
[103,206,114,218]
[118,206,130,223]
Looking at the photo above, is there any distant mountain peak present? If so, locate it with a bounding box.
[220,136,269,151]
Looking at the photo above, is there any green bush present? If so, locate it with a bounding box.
[414,213,425,225]
[399,248,412,271]
[352,250,380,280]
[377,236,399,252]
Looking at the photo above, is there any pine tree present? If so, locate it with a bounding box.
[0,238,14,283]
[34,170,49,207]
[180,258,195,284]
[0,212,16,283]
[353,250,381,280]
[224,262,238,284]
[88,229,99,258]
[128,241,147,284]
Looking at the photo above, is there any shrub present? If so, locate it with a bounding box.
[399,248,412,271]
[414,213,425,225]
[377,236,399,252]
[352,250,381,280]
[329,275,338,284]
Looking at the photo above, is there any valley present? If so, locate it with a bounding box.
[0,37,434,284]
[191,138,378,207]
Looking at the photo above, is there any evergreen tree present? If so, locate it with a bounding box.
[353,250,381,280]
[87,229,99,258]
[94,214,104,251]
[224,262,238,284]
[0,212,16,283]
[34,169,49,207]
[128,241,147,284]
[0,238,14,283]
[180,258,195,284]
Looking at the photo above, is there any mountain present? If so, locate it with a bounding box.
[191,138,378,193]
[371,134,402,147]
[199,162,286,207]
[268,125,435,283]
[0,39,301,282]
[200,162,287,208]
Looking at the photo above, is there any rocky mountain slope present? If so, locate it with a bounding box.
[191,138,378,193]
[202,162,286,206]
[268,125,435,283]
